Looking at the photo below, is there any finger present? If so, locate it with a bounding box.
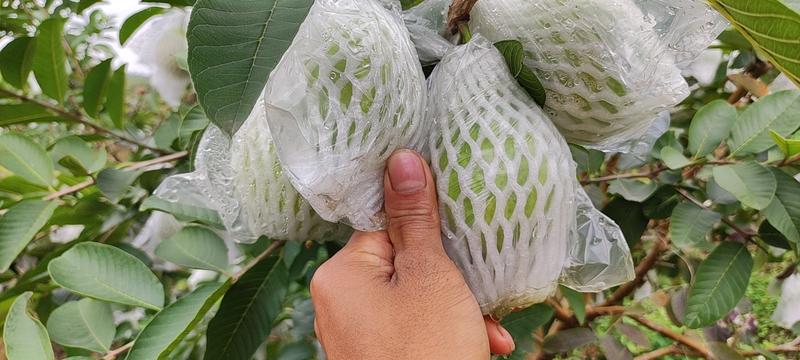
[485,316,515,355]
[383,149,444,255]
[335,231,395,281]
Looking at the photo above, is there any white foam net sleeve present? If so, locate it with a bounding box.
[154,95,349,244]
[469,0,722,153]
[264,0,428,231]
[429,36,578,318]
[561,188,635,292]
[401,0,454,64]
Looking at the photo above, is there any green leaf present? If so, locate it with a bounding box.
[204,255,289,360]
[155,225,229,273]
[729,90,800,156]
[494,40,546,107]
[125,282,231,360]
[608,179,657,202]
[3,292,55,360]
[0,133,54,187]
[712,162,777,210]
[684,242,753,328]
[107,65,126,128]
[759,221,791,250]
[48,242,165,310]
[0,37,35,90]
[82,59,112,118]
[45,298,114,353]
[119,7,166,46]
[32,18,69,104]
[188,0,314,134]
[400,0,424,10]
[58,155,90,178]
[603,199,648,247]
[140,196,224,229]
[688,100,737,157]
[542,327,597,354]
[50,135,107,175]
[0,103,58,127]
[770,130,800,158]
[0,176,49,196]
[670,202,721,249]
[96,168,140,203]
[763,169,800,244]
[76,0,102,14]
[661,146,691,170]
[708,0,800,87]
[560,286,586,324]
[176,106,210,148]
[642,186,680,219]
[0,200,58,273]
[501,304,554,360]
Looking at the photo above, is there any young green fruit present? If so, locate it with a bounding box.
[264,0,427,231]
[470,0,689,151]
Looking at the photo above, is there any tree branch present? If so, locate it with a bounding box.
[581,166,667,185]
[0,88,169,155]
[447,0,479,35]
[628,315,711,358]
[727,59,772,105]
[600,232,669,307]
[102,341,133,360]
[44,151,188,200]
[634,345,684,360]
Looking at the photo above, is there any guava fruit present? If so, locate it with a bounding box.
[156,96,348,243]
[470,0,690,151]
[264,0,428,231]
[428,36,578,318]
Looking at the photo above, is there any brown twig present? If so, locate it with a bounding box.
[628,315,711,358]
[102,341,134,360]
[0,88,169,154]
[44,151,188,200]
[634,345,684,360]
[581,166,667,185]
[447,0,479,35]
[739,337,800,357]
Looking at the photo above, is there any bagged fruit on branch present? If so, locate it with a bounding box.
[264,0,428,231]
[154,95,350,244]
[428,36,633,318]
[469,0,726,152]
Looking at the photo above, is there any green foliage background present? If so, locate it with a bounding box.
[0,0,799,359]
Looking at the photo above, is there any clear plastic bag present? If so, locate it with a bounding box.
[264,0,428,231]
[469,0,725,153]
[154,95,349,243]
[401,0,454,64]
[428,36,633,318]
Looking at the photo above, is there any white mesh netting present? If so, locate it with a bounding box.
[429,37,633,317]
[154,95,349,244]
[263,0,428,231]
[469,0,725,152]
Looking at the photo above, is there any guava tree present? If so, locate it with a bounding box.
[0,0,799,359]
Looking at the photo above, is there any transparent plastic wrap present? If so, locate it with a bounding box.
[401,0,454,64]
[428,36,632,318]
[264,0,428,231]
[469,0,724,152]
[154,96,349,243]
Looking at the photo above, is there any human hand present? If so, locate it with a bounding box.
[311,150,516,360]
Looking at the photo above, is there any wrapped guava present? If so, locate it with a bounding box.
[428,36,632,318]
[470,0,724,152]
[155,96,349,243]
[264,0,428,231]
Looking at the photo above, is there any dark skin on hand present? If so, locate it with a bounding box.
[311,149,516,360]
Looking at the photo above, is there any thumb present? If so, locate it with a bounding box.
[383,150,445,255]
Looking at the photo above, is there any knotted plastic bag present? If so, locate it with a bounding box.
[470,0,725,152]
[264,0,428,231]
[428,36,633,318]
[154,95,349,243]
